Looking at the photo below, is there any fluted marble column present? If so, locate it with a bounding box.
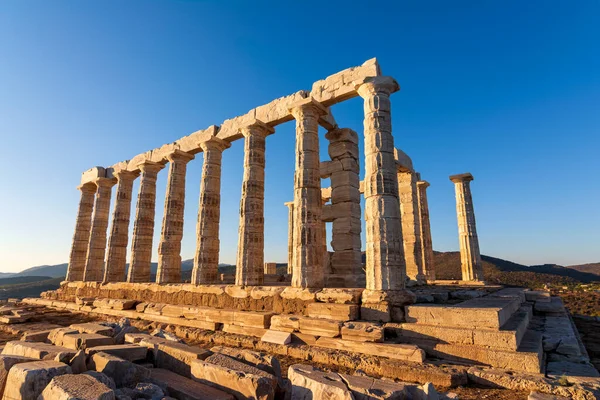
[66,183,97,281]
[450,173,483,282]
[284,201,294,275]
[235,120,274,286]
[103,170,138,282]
[356,77,405,291]
[192,137,230,284]
[128,161,164,283]
[290,98,327,288]
[83,177,117,282]
[417,179,435,281]
[156,150,194,283]
[398,170,425,283]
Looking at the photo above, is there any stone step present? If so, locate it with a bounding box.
[402,328,543,373]
[405,297,522,329]
[150,368,234,400]
[389,305,532,351]
[314,337,426,363]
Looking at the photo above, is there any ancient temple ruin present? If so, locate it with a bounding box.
[21,60,597,398]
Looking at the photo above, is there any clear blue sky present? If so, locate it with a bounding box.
[1,1,598,273]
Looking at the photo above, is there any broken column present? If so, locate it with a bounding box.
[127,161,164,283]
[65,182,97,282]
[235,120,274,286]
[289,98,327,288]
[156,150,194,283]
[416,177,435,281]
[284,201,294,275]
[450,173,484,282]
[396,160,425,284]
[192,137,230,284]
[83,177,117,282]
[324,128,362,287]
[103,169,138,282]
[356,77,405,291]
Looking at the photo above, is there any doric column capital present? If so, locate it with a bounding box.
[284,201,294,209]
[239,119,274,138]
[112,169,139,181]
[199,136,230,153]
[417,180,430,189]
[77,182,97,194]
[355,76,400,98]
[449,173,474,184]
[137,160,165,174]
[166,149,195,163]
[289,97,328,119]
[93,177,117,188]
[325,127,359,144]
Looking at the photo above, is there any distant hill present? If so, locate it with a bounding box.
[15,263,68,278]
[0,276,53,286]
[566,263,600,277]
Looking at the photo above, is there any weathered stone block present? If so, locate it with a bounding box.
[70,323,115,337]
[305,303,359,321]
[315,288,363,304]
[222,324,268,338]
[269,315,300,332]
[38,374,115,400]
[60,333,114,350]
[154,342,211,378]
[341,321,384,343]
[90,352,150,388]
[0,355,37,398]
[150,368,234,400]
[191,355,276,400]
[315,337,425,362]
[85,344,147,362]
[261,330,291,345]
[2,360,71,400]
[298,317,341,337]
[288,364,353,400]
[2,341,76,361]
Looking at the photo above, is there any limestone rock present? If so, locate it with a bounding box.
[69,350,87,374]
[341,321,384,343]
[134,383,164,400]
[192,354,276,400]
[83,371,117,390]
[210,346,283,388]
[48,328,79,345]
[528,392,570,400]
[150,368,234,400]
[20,329,52,343]
[39,374,115,400]
[0,355,37,398]
[261,330,291,345]
[89,352,150,388]
[288,364,352,400]
[85,344,147,362]
[305,303,359,321]
[298,317,341,337]
[152,342,211,378]
[315,288,363,304]
[2,360,71,400]
[339,372,415,399]
[2,341,77,361]
[60,333,115,350]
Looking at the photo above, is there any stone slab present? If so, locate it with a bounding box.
[85,344,147,362]
[288,364,353,400]
[305,303,359,321]
[315,337,426,362]
[1,341,77,361]
[60,333,115,350]
[48,328,79,345]
[191,356,276,400]
[0,355,37,399]
[70,323,115,337]
[341,321,384,343]
[20,330,53,343]
[209,346,282,384]
[339,372,417,399]
[154,342,211,378]
[261,330,291,345]
[150,368,234,400]
[315,288,363,304]
[269,314,300,333]
[298,317,342,337]
[222,324,268,338]
[405,297,521,329]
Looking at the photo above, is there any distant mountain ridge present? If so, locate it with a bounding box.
[3,254,599,284]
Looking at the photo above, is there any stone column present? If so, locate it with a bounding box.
[83,177,117,282]
[326,128,363,287]
[450,173,483,282]
[417,179,435,281]
[103,170,138,282]
[397,170,425,283]
[156,150,195,283]
[191,137,230,284]
[127,161,164,283]
[235,120,274,286]
[356,77,405,291]
[289,98,327,288]
[65,183,97,281]
[284,201,294,275]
